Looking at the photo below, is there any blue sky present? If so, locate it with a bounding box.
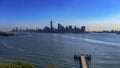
[0,0,120,31]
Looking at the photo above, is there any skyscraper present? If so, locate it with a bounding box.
[81,26,86,33]
[58,23,64,33]
[50,20,53,29]
[50,20,54,33]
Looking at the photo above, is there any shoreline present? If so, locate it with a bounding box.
[0,32,15,37]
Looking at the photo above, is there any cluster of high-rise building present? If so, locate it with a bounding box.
[12,21,86,33]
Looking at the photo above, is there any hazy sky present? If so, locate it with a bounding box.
[0,0,120,31]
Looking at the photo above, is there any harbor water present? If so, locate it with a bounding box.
[0,33,120,68]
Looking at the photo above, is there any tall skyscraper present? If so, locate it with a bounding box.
[50,20,53,29]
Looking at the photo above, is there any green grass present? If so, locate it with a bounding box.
[0,61,35,68]
[0,61,58,68]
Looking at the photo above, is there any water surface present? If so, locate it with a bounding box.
[0,33,120,68]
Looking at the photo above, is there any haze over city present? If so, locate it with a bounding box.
[0,0,120,31]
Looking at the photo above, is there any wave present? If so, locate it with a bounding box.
[28,34,32,37]
[62,35,120,46]
[17,48,24,52]
[1,41,14,49]
[52,34,58,36]
[1,41,24,52]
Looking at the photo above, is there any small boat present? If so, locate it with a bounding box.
[74,54,91,61]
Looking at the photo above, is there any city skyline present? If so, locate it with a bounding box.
[12,20,86,33]
[1,0,120,31]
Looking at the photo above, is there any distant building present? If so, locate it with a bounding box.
[50,20,54,33]
[68,26,73,33]
[43,26,50,33]
[81,26,86,33]
[50,20,53,29]
[73,26,77,33]
[57,23,64,33]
